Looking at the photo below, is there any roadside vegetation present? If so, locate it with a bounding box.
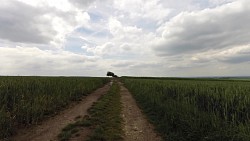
[124,78,250,141]
[58,81,123,141]
[0,76,109,139]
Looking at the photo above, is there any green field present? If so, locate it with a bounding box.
[123,77,250,141]
[2,76,250,140]
[0,76,109,138]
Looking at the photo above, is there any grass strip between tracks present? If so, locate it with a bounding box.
[58,81,123,141]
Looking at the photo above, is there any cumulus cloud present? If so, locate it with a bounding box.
[88,42,115,56]
[208,0,236,6]
[1,0,250,77]
[108,17,145,44]
[86,17,155,59]
[108,60,163,76]
[190,44,250,64]
[0,0,55,44]
[0,0,90,47]
[154,0,250,56]
[69,0,97,9]
[111,60,160,68]
[113,0,170,22]
[0,46,100,75]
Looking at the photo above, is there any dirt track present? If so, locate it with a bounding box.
[8,84,110,141]
[120,83,162,141]
[5,82,162,141]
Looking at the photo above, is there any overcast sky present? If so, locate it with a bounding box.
[0,0,249,77]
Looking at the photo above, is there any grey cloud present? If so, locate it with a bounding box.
[0,0,57,44]
[189,45,250,64]
[191,57,212,64]
[221,54,250,64]
[154,0,250,56]
[218,50,250,64]
[111,62,133,68]
[120,43,131,51]
[0,46,100,76]
[131,63,161,68]
[111,61,161,69]
[69,0,96,8]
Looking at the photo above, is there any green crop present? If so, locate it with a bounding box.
[124,78,250,141]
[0,76,109,139]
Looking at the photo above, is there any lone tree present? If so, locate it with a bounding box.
[107,71,118,77]
[107,71,115,77]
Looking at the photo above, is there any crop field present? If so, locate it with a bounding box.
[0,76,109,138]
[124,78,250,141]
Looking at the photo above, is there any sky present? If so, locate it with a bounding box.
[0,0,250,77]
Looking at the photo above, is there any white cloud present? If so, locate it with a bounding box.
[1,0,250,77]
[112,0,171,30]
[108,17,143,40]
[154,0,250,56]
[0,0,91,48]
[69,0,98,9]
[114,0,170,22]
[208,0,236,6]
[107,60,163,76]
[16,0,74,11]
[0,46,101,76]
[86,17,155,59]
[0,0,54,44]
[88,42,115,56]
[190,44,250,64]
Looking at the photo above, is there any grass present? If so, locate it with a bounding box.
[0,76,109,139]
[124,78,250,141]
[58,82,123,141]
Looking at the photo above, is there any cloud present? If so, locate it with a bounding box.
[217,45,250,64]
[208,0,236,6]
[1,0,250,77]
[193,44,250,64]
[109,18,143,37]
[0,46,100,75]
[154,0,250,56]
[111,61,134,68]
[111,61,160,68]
[86,17,155,59]
[0,0,55,44]
[114,0,170,22]
[88,42,115,56]
[109,60,163,76]
[0,0,90,47]
[69,0,97,9]
[120,43,132,51]
[112,0,171,31]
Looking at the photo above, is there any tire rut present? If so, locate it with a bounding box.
[119,83,162,141]
[7,84,110,141]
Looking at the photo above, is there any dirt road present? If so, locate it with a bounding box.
[120,83,162,141]
[8,84,110,141]
[5,82,162,141]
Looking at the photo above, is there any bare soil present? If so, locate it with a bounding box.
[120,83,162,141]
[7,84,110,141]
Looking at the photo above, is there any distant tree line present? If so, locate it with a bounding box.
[107,71,118,77]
